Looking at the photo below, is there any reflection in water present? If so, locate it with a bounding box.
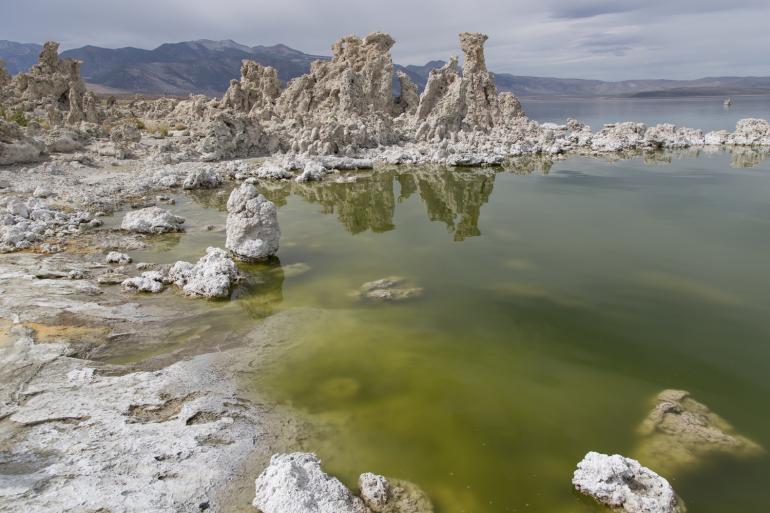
[257,168,498,241]
[398,168,495,241]
[234,260,285,318]
[296,173,397,234]
[729,147,770,169]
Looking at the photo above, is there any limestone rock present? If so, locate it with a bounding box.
[105,251,132,265]
[359,473,390,511]
[225,183,280,261]
[182,167,222,190]
[634,389,763,475]
[0,120,46,166]
[572,452,684,513]
[122,271,166,293]
[728,118,770,145]
[253,453,370,513]
[590,123,647,152]
[169,247,240,298]
[296,160,326,182]
[10,42,87,126]
[253,162,293,180]
[221,60,282,119]
[111,121,142,144]
[121,206,185,234]
[394,71,419,117]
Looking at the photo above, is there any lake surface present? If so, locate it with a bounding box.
[126,150,770,513]
[520,95,770,132]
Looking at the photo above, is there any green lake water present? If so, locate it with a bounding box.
[125,150,770,513]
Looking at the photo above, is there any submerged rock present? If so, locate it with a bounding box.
[225,183,280,261]
[356,276,424,302]
[359,473,390,511]
[358,473,432,513]
[573,452,684,513]
[254,453,369,513]
[121,206,185,234]
[169,247,240,298]
[634,389,763,474]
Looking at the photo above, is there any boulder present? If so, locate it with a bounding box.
[572,452,684,513]
[168,247,240,298]
[225,183,280,261]
[121,207,185,234]
[253,453,370,513]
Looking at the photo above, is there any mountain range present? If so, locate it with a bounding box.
[3,39,770,98]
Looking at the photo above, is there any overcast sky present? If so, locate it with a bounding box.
[2,0,769,81]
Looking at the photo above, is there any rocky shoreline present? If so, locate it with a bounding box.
[0,29,768,513]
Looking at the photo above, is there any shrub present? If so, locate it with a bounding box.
[158,122,169,138]
[175,123,187,131]
[10,110,28,127]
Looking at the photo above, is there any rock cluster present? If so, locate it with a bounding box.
[572,452,684,513]
[225,183,280,261]
[1,196,93,251]
[253,453,433,513]
[168,247,241,298]
[3,31,770,170]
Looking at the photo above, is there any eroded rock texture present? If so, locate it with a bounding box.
[253,453,370,513]
[634,389,763,475]
[225,183,280,261]
[414,33,525,141]
[10,42,87,127]
[573,452,684,513]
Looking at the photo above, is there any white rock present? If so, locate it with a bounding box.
[572,452,683,513]
[121,206,185,234]
[225,183,280,261]
[105,251,131,265]
[182,167,222,189]
[253,453,370,513]
[296,161,327,183]
[254,162,293,180]
[169,247,239,298]
[122,271,167,293]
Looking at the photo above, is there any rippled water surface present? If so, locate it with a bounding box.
[127,151,770,513]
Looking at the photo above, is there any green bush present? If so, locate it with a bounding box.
[10,110,28,127]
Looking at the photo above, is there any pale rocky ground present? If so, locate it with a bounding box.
[0,30,768,513]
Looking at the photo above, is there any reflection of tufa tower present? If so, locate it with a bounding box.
[399,168,496,241]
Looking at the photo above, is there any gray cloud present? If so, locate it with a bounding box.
[1,0,769,81]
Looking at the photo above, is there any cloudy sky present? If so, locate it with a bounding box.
[3,0,769,80]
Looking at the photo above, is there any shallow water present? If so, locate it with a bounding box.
[125,151,770,513]
[521,95,770,132]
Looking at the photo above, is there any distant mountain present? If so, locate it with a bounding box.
[57,40,328,96]
[3,39,770,98]
[0,41,42,74]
